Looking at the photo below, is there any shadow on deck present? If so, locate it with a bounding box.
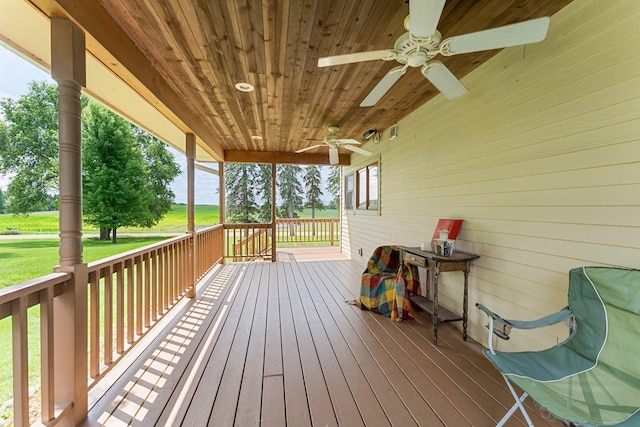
[82,248,563,426]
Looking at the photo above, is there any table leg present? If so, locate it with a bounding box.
[432,264,440,345]
[463,262,469,341]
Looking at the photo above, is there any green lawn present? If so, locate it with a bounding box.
[0,204,220,235]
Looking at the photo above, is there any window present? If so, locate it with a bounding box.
[356,162,378,211]
[344,173,354,210]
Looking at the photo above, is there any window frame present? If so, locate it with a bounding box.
[345,157,380,215]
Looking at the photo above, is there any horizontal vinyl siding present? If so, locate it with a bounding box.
[342,0,640,351]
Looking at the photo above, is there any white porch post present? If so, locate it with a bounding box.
[186,133,196,298]
[51,18,88,425]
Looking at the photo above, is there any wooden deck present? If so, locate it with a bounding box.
[83,248,563,426]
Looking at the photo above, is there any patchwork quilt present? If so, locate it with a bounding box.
[359,245,421,320]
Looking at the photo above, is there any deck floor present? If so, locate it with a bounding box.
[83,248,563,426]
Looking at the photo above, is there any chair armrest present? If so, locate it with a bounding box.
[476,303,573,354]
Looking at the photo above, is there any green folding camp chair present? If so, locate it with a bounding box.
[477,266,640,426]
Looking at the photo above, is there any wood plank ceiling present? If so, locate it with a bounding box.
[33,0,572,164]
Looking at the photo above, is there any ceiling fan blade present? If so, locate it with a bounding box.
[441,17,550,56]
[422,61,468,100]
[343,145,372,156]
[410,0,446,39]
[318,50,395,67]
[336,138,361,145]
[328,147,339,164]
[295,144,325,153]
[360,66,405,107]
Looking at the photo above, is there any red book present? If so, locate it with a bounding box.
[430,219,463,247]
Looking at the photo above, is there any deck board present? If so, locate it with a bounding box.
[83,248,565,426]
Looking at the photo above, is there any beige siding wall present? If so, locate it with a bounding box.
[342,0,640,351]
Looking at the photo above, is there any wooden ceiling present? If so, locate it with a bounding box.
[31,0,572,164]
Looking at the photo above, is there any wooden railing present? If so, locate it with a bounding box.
[224,223,273,261]
[0,226,225,426]
[0,272,73,426]
[223,218,340,262]
[196,225,225,278]
[87,234,192,382]
[0,219,334,425]
[276,218,339,245]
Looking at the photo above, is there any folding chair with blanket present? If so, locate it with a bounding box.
[359,245,420,320]
[477,266,640,426]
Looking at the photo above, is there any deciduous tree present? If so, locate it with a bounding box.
[0,81,60,213]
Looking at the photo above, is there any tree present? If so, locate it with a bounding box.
[134,128,181,227]
[254,164,273,223]
[277,164,304,219]
[326,166,341,210]
[82,101,171,243]
[0,81,60,213]
[0,188,4,214]
[225,163,257,223]
[303,165,324,218]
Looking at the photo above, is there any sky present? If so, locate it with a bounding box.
[0,45,334,205]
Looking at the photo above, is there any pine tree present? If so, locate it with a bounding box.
[254,164,272,223]
[303,165,324,218]
[225,163,258,223]
[277,164,304,219]
[326,166,341,209]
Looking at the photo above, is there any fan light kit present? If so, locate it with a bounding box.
[318,0,550,105]
[235,82,254,92]
[295,125,373,165]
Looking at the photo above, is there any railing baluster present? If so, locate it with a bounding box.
[136,255,143,335]
[116,262,125,354]
[40,287,54,423]
[12,296,28,427]
[104,265,114,365]
[143,252,151,329]
[126,258,135,345]
[89,271,100,378]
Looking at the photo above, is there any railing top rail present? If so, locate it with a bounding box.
[276,217,338,222]
[87,233,191,271]
[223,223,272,229]
[195,224,223,235]
[0,271,71,306]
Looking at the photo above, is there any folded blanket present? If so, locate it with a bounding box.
[359,246,421,320]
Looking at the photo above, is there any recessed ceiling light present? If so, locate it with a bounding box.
[235,82,254,92]
[251,135,263,140]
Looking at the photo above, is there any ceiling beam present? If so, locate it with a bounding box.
[224,150,350,166]
[28,0,225,161]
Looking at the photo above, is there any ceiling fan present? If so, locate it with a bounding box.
[318,0,550,105]
[295,126,373,165]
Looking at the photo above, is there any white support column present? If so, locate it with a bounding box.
[186,133,196,298]
[51,18,88,425]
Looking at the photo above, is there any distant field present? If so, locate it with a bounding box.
[0,204,338,234]
[0,204,220,234]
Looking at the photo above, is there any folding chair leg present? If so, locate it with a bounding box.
[497,376,534,427]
